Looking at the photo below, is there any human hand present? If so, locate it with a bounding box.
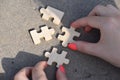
[68,5,120,67]
[14,61,68,80]
[14,67,33,80]
[32,61,68,80]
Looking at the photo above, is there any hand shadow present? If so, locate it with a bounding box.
[1,51,57,80]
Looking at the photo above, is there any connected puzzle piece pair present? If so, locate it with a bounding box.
[30,25,80,47]
[30,6,80,46]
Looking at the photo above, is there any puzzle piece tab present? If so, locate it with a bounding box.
[45,48,70,67]
[30,25,55,45]
[58,27,80,47]
[40,6,64,25]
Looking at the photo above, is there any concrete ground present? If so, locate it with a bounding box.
[1,0,120,80]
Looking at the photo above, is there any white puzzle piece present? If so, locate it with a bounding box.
[45,48,70,67]
[30,25,55,45]
[40,6,64,25]
[58,27,80,47]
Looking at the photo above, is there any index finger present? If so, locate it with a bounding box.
[71,16,107,29]
[34,61,47,70]
[89,5,119,16]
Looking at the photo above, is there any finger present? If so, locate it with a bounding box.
[75,41,97,54]
[32,61,48,80]
[87,5,107,32]
[88,5,107,16]
[14,67,32,80]
[68,42,101,57]
[71,16,106,29]
[89,5,119,16]
[84,26,92,32]
[106,5,120,14]
[34,61,47,70]
[56,65,68,80]
[106,5,118,11]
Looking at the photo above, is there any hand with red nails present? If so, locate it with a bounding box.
[69,5,120,67]
[14,61,68,80]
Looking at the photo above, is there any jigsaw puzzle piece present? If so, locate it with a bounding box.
[45,48,70,67]
[58,27,80,47]
[40,6,64,25]
[30,30,42,45]
[40,8,51,21]
[45,48,58,58]
[30,25,55,45]
[40,26,55,41]
[55,51,69,67]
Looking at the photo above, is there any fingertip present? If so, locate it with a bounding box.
[70,20,81,28]
[34,61,48,70]
[85,26,92,32]
[42,61,48,67]
[41,61,48,68]
[42,61,47,65]
[71,22,77,28]
[68,43,78,51]
[59,65,66,74]
[56,65,68,80]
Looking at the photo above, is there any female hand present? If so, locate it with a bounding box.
[14,67,33,80]
[69,5,120,67]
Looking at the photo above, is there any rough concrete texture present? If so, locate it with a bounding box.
[0,0,120,80]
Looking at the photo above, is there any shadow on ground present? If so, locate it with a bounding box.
[0,51,57,80]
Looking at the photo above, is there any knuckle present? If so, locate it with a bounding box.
[115,64,120,68]
[33,66,42,72]
[94,5,103,10]
[34,62,43,69]
[20,67,29,72]
[107,4,113,7]
[33,66,39,72]
[112,62,120,68]
[105,17,116,27]
[107,17,115,22]
[14,74,20,80]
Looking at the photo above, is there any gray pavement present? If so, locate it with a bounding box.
[0,0,120,80]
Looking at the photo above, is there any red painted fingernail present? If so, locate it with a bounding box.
[68,43,78,51]
[59,65,65,73]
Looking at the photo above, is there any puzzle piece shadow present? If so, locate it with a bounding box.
[0,51,57,80]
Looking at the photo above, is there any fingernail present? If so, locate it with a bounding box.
[59,65,65,73]
[68,43,78,51]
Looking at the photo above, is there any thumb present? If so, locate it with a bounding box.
[56,65,68,80]
[32,61,48,80]
[68,41,100,57]
[14,67,33,80]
